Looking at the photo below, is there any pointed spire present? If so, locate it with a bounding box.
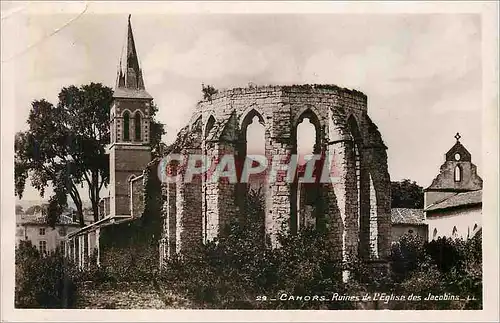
[115,14,145,91]
[126,14,140,74]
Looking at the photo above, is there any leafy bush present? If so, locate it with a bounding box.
[388,233,482,310]
[159,196,482,310]
[159,187,353,309]
[98,245,159,282]
[15,240,78,308]
[390,233,427,282]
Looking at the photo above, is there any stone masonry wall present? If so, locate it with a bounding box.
[130,174,145,218]
[160,84,391,267]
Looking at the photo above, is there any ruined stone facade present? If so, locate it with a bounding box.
[159,84,392,268]
[65,18,392,274]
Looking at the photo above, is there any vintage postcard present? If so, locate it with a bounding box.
[1,1,498,322]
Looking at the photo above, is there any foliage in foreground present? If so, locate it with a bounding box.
[15,241,77,308]
[159,189,351,309]
[158,189,482,310]
[14,188,482,310]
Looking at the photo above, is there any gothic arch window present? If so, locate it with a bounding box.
[473,223,478,231]
[205,115,216,138]
[237,109,266,239]
[134,111,142,141]
[292,108,322,235]
[452,226,458,237]
[454,165,461,182]
[123,111,130,141]
[433,228,438,240]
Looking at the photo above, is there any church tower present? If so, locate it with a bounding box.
[109,15,153,218]
[424,133,483,208]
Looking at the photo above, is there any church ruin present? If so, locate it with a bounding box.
[65,16,392,273]
[158,84,393,268]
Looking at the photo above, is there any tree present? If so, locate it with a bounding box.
[15,83,165,226]
[24,205,46,215]
[391,179,424,209]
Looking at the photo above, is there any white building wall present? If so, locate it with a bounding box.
[426,206,481,241]
[15,223,80,253]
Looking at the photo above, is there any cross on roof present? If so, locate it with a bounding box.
[455,132,461,141]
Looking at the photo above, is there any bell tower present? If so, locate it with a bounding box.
[109,15,153,218]
[424,133,483,208]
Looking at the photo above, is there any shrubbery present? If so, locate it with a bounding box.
[160,224,352,309]
[97,245,159,282]
[158,188,483,310]
[15,187,482,310]
[389,233,482,309]
[159,189,352,309]
[15,240,78,308]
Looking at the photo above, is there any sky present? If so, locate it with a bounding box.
[2,3,483,203]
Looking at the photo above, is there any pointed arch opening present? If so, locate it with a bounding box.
[240,108,265,158]
[134,111,142,141]
[433,228,438,240]
[292,108,323,235]
[237,109,266,241]
[452,226,458,237]
[123,111,130,142]
[204,115,216,139]
[297,118,317,166]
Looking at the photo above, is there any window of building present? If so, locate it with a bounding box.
[454,165,461,182]
[473,223,478,231]
[433,228,438,240]
[134,112,141,141]
[408,229,414,234]
[452,226,458,237]
[39,228,45,235]
[39,240,47,254]
[454,153,461,161]
[123,111,130,141]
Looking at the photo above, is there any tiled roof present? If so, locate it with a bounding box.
[16,213,80,226]
[425,190,482,212]
[113,88,153,99]
[16,214,46,224]
[391,208,425,225]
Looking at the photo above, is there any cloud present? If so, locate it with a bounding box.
[144,29,270,82]
[15,76,79,132]
[154,90,197,144]
[302,14,481,107]
[430,87,482,114]
[303,46,405,92]
[402,15,480,82]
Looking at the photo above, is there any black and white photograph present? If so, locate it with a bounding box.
[1,1,498,322]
